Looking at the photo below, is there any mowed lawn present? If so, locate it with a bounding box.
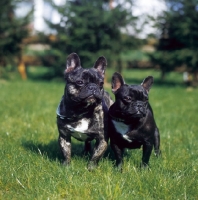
[0,69,198,199]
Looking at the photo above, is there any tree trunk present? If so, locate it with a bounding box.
[17,55,27,80]
[160,70,166,81]
[109,0,114,9]
[193,70,198,87]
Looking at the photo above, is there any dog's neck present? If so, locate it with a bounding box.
[57,96,98,121]
[108,113,125,122]
[109,106,142,126]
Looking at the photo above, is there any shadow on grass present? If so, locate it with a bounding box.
[22,140,153,169]
[22,139,114,163]
[22,140,62,161]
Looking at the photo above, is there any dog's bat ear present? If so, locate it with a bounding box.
[65,53,81,73]
[111,72,125,93]
[141,76,154,92]
[93,56,107,78]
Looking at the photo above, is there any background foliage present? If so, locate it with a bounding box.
[148,0,198,82]
[0,0,198,85]
[0,0,33,68]
[40,0,141,76]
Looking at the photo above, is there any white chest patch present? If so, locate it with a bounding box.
[112,120,133,142]
[66,119,89,141]
[112,120,129,135]
[67,119,89,133]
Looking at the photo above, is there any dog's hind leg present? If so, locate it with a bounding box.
[82,140,92,156]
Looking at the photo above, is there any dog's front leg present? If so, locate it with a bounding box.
[141,142,153,167]
[88,139,107,171]
[110,141,124,171]
[58,132,71,166]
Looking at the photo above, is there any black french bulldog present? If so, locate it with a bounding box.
[56,53,113,170]
[109,72,161,170]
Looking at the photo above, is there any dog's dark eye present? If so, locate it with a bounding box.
[123,96,132,102]
[99,81,104,87]
[143,95,148,101]
[76,80,84,86]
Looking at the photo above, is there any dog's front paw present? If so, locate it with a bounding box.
[114,161,123,172]
[87,161,97,171]
[140,162,150,170]
[62,160,71,166]
[154,149,162,157]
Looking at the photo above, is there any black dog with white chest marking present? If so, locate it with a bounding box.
[109,72,161,170]
[56,53,113,170]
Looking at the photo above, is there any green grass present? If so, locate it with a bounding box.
[0,69,198,199]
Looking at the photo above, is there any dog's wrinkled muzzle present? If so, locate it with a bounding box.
[122,101,147,118]
[79,83,103,102]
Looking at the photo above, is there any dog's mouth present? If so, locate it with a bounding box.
[132,111,145,118]
[85,95,96,105]
[120,110,145,119]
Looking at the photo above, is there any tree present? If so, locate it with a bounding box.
[149,0,198,83]
[41,0,140,77]
[0,0,33,79]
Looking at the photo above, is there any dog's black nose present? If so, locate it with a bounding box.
[136,101,142,108]
[88,85,97,91]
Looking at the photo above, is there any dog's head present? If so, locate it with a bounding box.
[64,53,107,107]
[111,72,153,119]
